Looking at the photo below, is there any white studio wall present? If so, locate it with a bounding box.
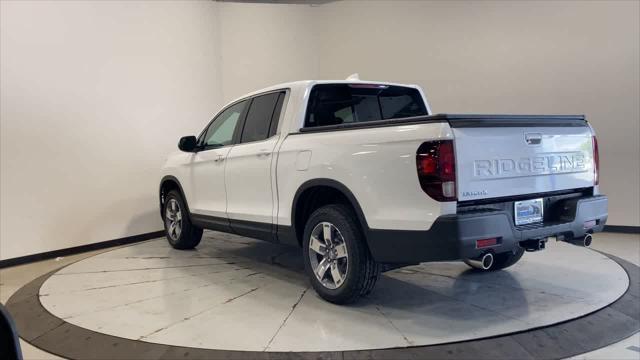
[1,0,638,262]
[0,1,224,260]
[314,0,640,227]
[217,2,318,102]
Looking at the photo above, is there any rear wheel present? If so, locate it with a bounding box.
[164,190,202,250]
[302,204,379,304]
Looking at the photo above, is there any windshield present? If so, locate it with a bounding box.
[304,83,428,128]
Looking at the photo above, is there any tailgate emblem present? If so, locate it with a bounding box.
[525,133,542,145]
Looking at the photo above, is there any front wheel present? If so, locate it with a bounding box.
[163,190,202,250]
[302,204,379,304]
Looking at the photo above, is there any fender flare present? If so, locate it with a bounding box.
[291,178,370,240]
[159,175,192,219]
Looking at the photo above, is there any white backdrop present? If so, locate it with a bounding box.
[0,1,224,260]
[1,1,638,261]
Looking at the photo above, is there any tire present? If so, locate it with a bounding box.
[163,190,202,250]
[302,204,380,304]
[465,248,525,271]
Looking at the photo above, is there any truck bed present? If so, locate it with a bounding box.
[298,114,587,133]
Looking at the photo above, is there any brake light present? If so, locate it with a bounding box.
[348,84,388,89]
[592,135,599,185]
[416,140,457,201]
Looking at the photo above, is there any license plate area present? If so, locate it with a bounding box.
[514,198,544,226]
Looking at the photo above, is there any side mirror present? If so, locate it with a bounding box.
[178,136,198,152]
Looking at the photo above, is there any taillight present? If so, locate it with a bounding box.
[592,135,599,185]
[416,140,457,201]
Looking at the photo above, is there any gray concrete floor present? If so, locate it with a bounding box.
[1,232,638,359]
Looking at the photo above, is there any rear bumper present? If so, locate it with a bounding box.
[367,195,608,264]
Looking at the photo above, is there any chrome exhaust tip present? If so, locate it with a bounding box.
[563,233,593,247]
[465,253,494,270]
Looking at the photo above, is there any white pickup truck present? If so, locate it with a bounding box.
[159,79,608,304]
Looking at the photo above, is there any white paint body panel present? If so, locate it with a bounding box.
[225,136,279,223]
[161,79,445,232]
[161,79,595,233]
[189,147,231,217]
[454,127,595,202]
[276,122,455,231]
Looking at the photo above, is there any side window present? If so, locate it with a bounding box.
[269,92,285,137]
[333,106,354,124]
[240,92,283,143]
[201,100,247,148]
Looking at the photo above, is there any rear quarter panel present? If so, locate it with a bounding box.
[277,122,455,231]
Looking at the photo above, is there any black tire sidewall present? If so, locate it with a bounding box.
[302,204,367,302]
[164,190,200,249]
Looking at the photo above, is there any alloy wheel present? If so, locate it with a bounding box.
[308,222,349,289]
[165,199,182,241]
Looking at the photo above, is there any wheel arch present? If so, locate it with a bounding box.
[290,178,370,247]
[159,176,191,220]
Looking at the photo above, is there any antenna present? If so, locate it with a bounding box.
[346,73,360,81]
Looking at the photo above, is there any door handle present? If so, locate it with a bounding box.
[257,149,271,157]
[213,154,225,162]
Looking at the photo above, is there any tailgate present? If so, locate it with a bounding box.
[451,116,595,201]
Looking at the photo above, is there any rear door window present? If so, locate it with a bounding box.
[240,91,285,143]
[304,84,428,128]
[269,92,285,137]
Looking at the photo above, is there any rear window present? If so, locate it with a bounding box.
[304,84,428,128]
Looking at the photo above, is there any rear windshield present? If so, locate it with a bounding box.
[304,84,428,128]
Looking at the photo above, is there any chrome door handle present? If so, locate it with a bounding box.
[257,150,271,157]
[213,154,225,162]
